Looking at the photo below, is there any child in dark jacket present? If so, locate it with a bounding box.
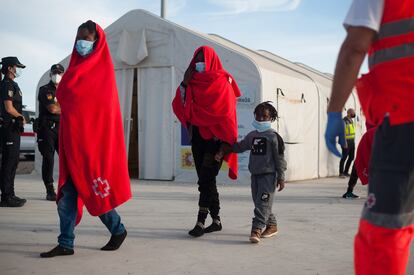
[216,101,287,243]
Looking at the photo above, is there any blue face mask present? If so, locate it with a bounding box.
[75,40,95,56]
[195,62,206,73]
[252,120,271,132]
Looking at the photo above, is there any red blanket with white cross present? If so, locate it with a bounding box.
[56,23,131,225]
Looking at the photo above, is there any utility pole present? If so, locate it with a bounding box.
[161,0,166,18]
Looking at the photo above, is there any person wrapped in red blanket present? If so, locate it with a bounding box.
[41,20,131,258]
[172,45,240,237]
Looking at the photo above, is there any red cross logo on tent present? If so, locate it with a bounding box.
[92,177,111,198]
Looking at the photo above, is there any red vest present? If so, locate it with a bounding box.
[356,0,414,126]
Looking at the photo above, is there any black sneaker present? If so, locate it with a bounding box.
[45,184,56,201]
[343,173,351,177]
[12,195,27,204]
[189,222,204,237]
[40,245,74,258]
[0,196,26,207]
[46,192,57,201]
[339,173,346,178]
[204,219,222,233]
[342,192,359,199]
[349,192,359,198]
[101,230,127,251]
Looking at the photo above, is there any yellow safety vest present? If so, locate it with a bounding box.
[344,119,355,140]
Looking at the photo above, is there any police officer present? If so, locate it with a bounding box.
[0,56,27,207]
[38,64,64,201]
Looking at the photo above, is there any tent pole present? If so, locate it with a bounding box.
[276,88,284,132]
[276,88,280,132]
[161,0,166,18]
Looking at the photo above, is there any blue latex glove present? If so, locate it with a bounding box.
[325,112,346,158]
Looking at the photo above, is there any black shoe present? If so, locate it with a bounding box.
[40,245,74,258]
[45,184,56,201]
[0,196,26,207]
[348,192,359,198]
[342,192,360,199]
[188,222,204,237]
[12,195,27,204]
[343,173,351,177]
[204,219,222,233]
[101,230,127,251]
[46,192,57,201]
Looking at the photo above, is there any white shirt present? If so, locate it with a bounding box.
[343,0,385,32]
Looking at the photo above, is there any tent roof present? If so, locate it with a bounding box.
[38,9,332,92]
[257,50,333,84]
[208,34,310,81]
[115,9,332,83]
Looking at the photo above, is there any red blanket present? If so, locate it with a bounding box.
[56,24,131,224]
[172,46,240,179]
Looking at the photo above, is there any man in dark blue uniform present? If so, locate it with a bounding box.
[37,64,64,201]
[0,56,27,207]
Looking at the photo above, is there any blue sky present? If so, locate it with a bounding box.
[0,0,355,110]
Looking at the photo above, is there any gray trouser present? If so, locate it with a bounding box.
[251,173,277,230]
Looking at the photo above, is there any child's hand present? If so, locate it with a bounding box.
[277,180,285,192]
[221,143,232,153]
[215,143,232,162]
[215,150,224,162]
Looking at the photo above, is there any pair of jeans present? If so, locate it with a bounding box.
[57,177,125,249]
[251,173,277,230]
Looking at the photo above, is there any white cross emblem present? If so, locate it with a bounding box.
[92,177,111,198]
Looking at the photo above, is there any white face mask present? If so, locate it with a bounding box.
[13,67,22,78]
[51,74,62,84]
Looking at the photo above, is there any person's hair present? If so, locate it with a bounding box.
[78,20,98,39]
[1,64,12,76]
[254,101,278,122]
[347,108,355,114]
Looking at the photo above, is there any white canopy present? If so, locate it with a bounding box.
[35,9,364,183]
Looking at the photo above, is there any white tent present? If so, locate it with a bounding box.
[35,9,364,184]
